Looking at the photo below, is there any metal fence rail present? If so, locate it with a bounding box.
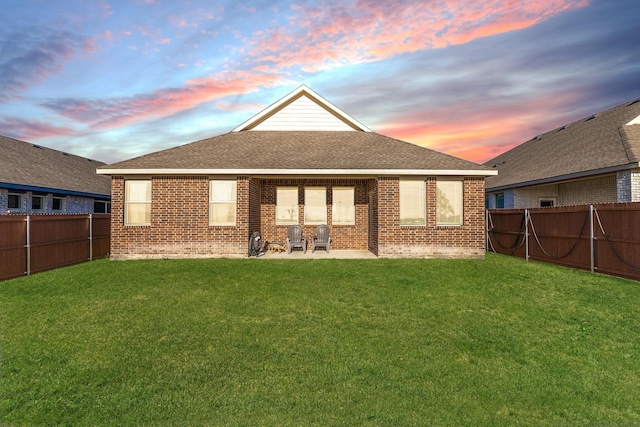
[0,214,110,281]
[487,203,640,281]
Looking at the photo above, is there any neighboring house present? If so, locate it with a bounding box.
[98,85,496,259]
[485,98,640,209]
[0,135,111,214]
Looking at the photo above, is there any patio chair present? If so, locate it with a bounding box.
[286,225,307,254]
[311,224,331,253]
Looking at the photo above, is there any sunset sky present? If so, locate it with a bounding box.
[1,0,639,165]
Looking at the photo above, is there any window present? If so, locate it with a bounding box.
[209,180,237,226]
[437,180,463,225]
[8,193,22,210]
[332,187,355,225]
[53,197,64,211]
[276,187,299,225]
[32,195,44,211]
[304,187,327,225]
[94,201,111,214]
[540,199,555,208]
[125,180,151,225]
[495,193,505,209]
[400,180,426,225]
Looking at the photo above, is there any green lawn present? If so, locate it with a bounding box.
[1,254,640,426]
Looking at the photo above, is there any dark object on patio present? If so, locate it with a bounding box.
[248,231,264,257]
[286,225,307,254]
[311,224,331,253]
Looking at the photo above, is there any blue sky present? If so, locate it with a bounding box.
[1,0,639,165]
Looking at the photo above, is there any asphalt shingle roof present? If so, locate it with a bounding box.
[0,135,111,196]
[485,98,640,190]
[100,131,492,173]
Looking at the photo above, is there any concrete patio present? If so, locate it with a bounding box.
[257,249,377,259]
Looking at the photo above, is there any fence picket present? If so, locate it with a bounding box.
[0,214,110,281]
[487,203,640,281]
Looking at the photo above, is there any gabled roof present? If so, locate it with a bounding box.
[100,86,494,177]
[485,98,640,191]
[0,135,111,198]
[232,85,372,132]
[98,131,492,175]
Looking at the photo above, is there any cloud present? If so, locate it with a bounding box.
[0,28,94,101]
[40,71,285,129]
[247,0,589,72]
[0,117,76,141]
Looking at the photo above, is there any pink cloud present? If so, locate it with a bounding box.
[134,24,171,45]
[0,117,75,141]
[247,0,589,71]
[378,91,583,163]
[41,71,285,130]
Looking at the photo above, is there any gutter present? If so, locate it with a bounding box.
[97,168,498,177]
[485,162,640,193]
[0,182,110,199]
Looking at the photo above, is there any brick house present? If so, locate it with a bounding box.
[98,85,496,259]
[0,135,111,214]
[485,97,640,209]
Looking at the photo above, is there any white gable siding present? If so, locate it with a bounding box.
[251,95,356,131]
[627,115,640,125]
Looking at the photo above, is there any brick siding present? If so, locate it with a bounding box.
[109,175,487,259]
[376,177,486,258]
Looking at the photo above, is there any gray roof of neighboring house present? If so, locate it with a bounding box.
[99,130,493,174]
[0,135,111,197]
[485,98,640,191]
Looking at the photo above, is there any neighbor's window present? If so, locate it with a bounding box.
[332,187,355,225]
[437,180,463,225]
[400,180,426,225]
[495,193,505,209]
[276,187,299,225]
[94,201,111,214]
[53,196,64,211]
[304,187,327,225]
[8,193,22,210]
[32,195,44,211]
[540,198,555,208]
[209,180,237,226]
[125,180,151,225]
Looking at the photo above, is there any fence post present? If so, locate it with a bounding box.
[25,215,31,276]
[590,205,595,273]
[486,210,489,251]
[89,213,93,261]
[525,209,529,261]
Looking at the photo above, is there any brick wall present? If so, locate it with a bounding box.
[110,176,249,259]
[510,174,617,208]
[618,169,640,202]
[110,175,487,259]
[376,177,486,258]
[258,178,371,250]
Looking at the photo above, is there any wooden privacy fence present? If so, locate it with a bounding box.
[487,203,640,281]
[0,214,110,281]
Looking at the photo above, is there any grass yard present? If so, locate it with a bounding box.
[1,253,640,426]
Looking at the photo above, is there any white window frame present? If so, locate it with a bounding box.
[209,180,237,226]
[304,187,327,225]
[332,187,355,225]
[52,196,65,212]
[32,195,44,211]
[125,180,152,226]
[7,193,23,210]
[539,198,556,208]
[94,200,111,214]
[400,180,426,226]
[437,179,463,226]
[276,187,299,225]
